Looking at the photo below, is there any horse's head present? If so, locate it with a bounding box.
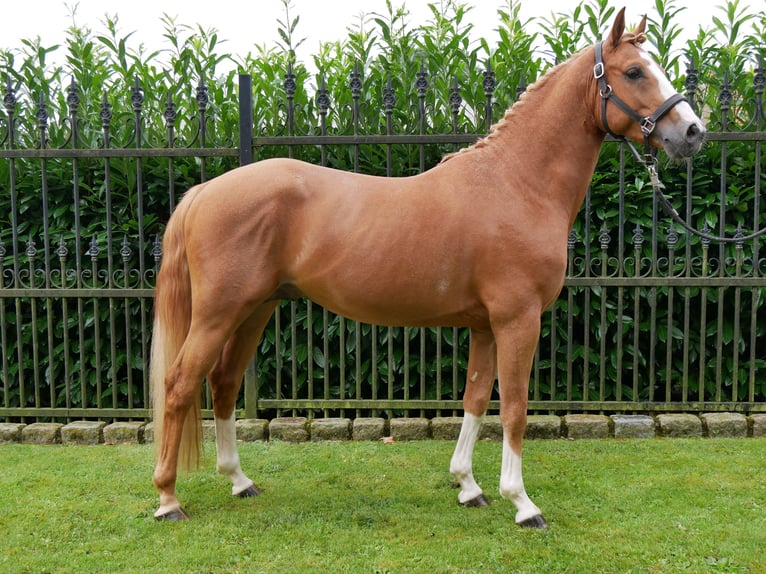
[593,7,705,160]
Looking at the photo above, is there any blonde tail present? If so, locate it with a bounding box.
[150,184,205,470]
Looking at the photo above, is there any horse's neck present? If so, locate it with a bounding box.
[458,48,604,226]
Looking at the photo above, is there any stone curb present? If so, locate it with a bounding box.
[563,414,610,439]
[104,421,146,445]
[61,421,106,445]
[3,414,765,445]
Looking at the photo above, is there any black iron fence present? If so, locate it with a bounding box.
[1,62,765,423]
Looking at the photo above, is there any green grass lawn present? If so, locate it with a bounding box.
[1,438,764,573]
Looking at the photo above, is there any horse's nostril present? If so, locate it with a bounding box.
[687,122,704,143]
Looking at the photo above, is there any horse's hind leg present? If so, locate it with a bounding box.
[451,328,497,507]
[209,303,277,498]
[154,328,230,520]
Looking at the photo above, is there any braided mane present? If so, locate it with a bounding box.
[441,30,646,164]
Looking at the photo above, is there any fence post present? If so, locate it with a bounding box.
[238,74,258,418]
[238,74,253,166]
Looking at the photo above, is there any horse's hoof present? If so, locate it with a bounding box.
[461,493,490,508]
[518,514,548,529]
[237,484,261,498]
[155,507,190,522]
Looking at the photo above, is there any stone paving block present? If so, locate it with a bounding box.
[236,419,269,442]
[526,415,562,439]
[144,422,156,444]
[656,414,702,438]
[310,418,351,441]
[22,423,63,444]
[104,422,146,444]
[701,412,748,438]
[390,418,430,441]
[611,415,655,439]
[479,415,503,441]
[431,417,463,440]
[0,423,25,444]
[563,414,610,439]
[202,420,216,442]
[751,414,766,438]
[352,418,387,441]
[269,417,309,442]
[61,421,106,445]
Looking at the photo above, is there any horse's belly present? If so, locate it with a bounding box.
[294,270,485,328]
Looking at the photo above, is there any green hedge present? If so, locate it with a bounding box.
[1,0,765,415]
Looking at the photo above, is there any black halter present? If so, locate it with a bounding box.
[594,41,766,243]
[593,41,688,163]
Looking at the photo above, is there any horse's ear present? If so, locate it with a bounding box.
[634,14,648,36]
[608,7,627,48]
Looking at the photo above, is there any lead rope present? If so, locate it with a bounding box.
[642,155,766,244]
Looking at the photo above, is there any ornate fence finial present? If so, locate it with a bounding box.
[100,92,113,130]
[284,62,296,99]
[3,74,15,115]
[317,76,330,117]
[567,229,578,250]
[383,75,395,116]
[483,60,496,132]
[718,71,732,130]
[57,235,69,261]
[67,77,80,116]
[685,55,699,112]
[754,54,765,124]
[131,76,144,114]
[196,78,209,113]
[632,223,645,248]
[25,236,37,260]
[164,91,177,128]
[36,93,49,148]
[416,59,428,99]
[515,74,527,102]
[483,60,496,99]
[349,61,362,100]
[87,236,100,260]
[120,235,132,263]
[152,235,162,264]
[701,222,712,246]
[449,76,462,117]
[734,222,745,249]
[599,224,611,249]
[666,223,679,248]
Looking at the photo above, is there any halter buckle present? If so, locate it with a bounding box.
[593,62,605,80]
[640,117,656,135]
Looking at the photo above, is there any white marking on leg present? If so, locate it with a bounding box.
[450,413,484,504]
[215,412,254,496]
[499,433,542,524]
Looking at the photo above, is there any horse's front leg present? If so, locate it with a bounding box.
[494,312,547,529]
[450,328,497,507]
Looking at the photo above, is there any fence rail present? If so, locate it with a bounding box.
[2,63,766,422]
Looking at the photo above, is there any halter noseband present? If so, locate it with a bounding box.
[594,41,687,163]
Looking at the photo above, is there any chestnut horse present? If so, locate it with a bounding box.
[150,9,704,526]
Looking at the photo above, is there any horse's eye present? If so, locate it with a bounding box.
[625,67,644,80]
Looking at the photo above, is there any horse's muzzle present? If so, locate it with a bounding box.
[659,118,706,160]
